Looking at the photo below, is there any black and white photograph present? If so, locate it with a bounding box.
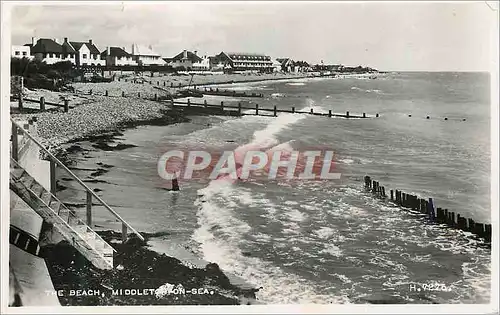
[1,1,498,313]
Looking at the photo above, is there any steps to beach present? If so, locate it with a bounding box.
[10,158,116,270]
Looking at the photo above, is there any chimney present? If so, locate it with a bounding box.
[31,37,38,46]
[194,50,197,56]
[107,46,110,55]
[131,44,135,55]
[64,37,68,43]
[183,49,187,59]
[88,39,93,45]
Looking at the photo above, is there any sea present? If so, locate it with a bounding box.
[59,72,492,304]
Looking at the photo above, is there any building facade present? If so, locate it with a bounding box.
[276,58,297,73]
[70,39,105,66]
[11,45,32,59]
[131,44,166,66]
[28,37,76,65]
[213,52,273,72]
[101,47,138,66]
[168,50,203,69]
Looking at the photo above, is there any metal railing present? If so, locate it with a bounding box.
[10,118,144,242]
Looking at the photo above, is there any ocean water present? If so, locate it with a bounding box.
[60,72,491,304]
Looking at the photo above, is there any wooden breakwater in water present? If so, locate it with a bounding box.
[169,99,378,119]
[195,87,263,98]
[364,176,492,244]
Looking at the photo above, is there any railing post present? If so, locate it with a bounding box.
[86,191,92,227]
[50,160,56,195]
[40,97,45,111]
[255,104,259,115]
[11,123,19,161]
[64,100,69,112]
[122,223,128,243]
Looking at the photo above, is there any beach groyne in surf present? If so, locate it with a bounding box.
[364,176,492,245]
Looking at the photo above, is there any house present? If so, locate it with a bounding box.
[168,50,203,70]
[131,44,166,66]
[28,37,76,65]
[294,61,312,72]
[11,45,32,59]
[101,47,137,66]
[69,39,105,66]
[272,59,282,72]
[212,52,273,73]
[276,58,296,73]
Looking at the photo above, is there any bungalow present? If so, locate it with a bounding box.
[276,58,296,73]
[69,39,105,66]
[294,60,312,72]
[213,52,273,73]
[11,45,32,59]
[101,47,137,66]
[168,50,203,70]
[131,44,166,66]
[28,37,76,65]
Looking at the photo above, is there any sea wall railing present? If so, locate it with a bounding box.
[10,118,144,243]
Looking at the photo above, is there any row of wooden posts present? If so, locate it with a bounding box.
[176,99,376,118]
[364,176,492,244]
[15,96,70,112]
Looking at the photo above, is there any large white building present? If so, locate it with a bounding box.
[101,47,138,66]
[69,39,105,66]
[11,45,32,59]
[131,44,165,66]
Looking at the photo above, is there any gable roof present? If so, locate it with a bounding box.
[101,47,131,58]
[70,41,100,54]
[30,39,63,54]
[172,50,202,63]
[62,41,76,54]
[277,58,294,67]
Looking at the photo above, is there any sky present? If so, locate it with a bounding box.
[8,1,499,71]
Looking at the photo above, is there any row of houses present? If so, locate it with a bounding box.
[12,37,312,73]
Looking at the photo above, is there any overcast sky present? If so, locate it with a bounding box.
[9,1,498,71]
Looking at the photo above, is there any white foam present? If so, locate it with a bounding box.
[285,209,307,222]
[286,82,306,86]
[338,158,354,164]
[315,227,335,239]
[319,244,343,257]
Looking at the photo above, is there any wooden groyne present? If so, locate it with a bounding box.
[364,176,492,244]
[195,87,263,98]
[12,96,71,112]
[170,99,378,119]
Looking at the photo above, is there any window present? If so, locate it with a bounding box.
[15,51,20,55]
[93,54,97,60]
[22,52,27,56]
[49,53,54,58]
[83,53,87,59]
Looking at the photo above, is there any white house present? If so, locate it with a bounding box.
[70,39,105,66]
[28,37,76,65]
[11,45,32,59]
[168,50,203,69]
[101,47,138,66]
[131,44,165,66]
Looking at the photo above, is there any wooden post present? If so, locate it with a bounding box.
[363,113,366,118]
[221,101,224,110]
[163,81,166,86]
[86,191,92,227]
[11,123,19,161]
[187,99,191,107]
[428,198,435,221]
[329,110,332,117]
[157,81,160,86]
[310,108,314,114]
[122,91,125,97]
[204,99,208,108]
[390,190,394,201]
[274,106,277,117]
[238,102,242,115]
[171,82,174,88]
[292,107,295,113]
[170,99,174,107]
[154,93,158,101]
[122,223,127,244]
[381,186,385,197]
[50,160,56,195]
[346,111,350,118]
[105,90,108,96]
[18,93,24,111]
[436,207,442,223]
[89,89,93,95]
[138,92,141,98]
[40,97,45,110]
[256,104,259,115]
[376,113,379,117]
[485,224,492,242]
[64,100,69,112]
